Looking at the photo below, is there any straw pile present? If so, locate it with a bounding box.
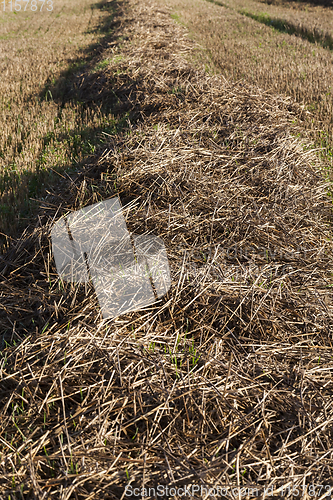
[1,0,333,497]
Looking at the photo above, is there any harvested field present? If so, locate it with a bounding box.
[220,0,333,46]
[1,0,333,498]
[0,0,123,248]
[165,0,333,171]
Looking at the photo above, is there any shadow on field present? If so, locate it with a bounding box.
[41,0,124,108]
[269,0,333,6]
[241,9,333,50]
[2,0,333,496]
[0,0,186,340]
[206,0,333,50]
[0,0,141,253]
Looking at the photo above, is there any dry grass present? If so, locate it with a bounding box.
[1,0,333,498]
[222,0,333,43]
[0,0,125,249]
[165,0,333,171]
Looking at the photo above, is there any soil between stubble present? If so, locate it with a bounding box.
[1,0,333,497]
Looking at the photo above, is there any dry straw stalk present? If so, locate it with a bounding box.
[1,0,333,497]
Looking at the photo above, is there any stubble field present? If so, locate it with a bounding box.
[0,0,124,249]
[165,0,333,172]
[1,0,333,498]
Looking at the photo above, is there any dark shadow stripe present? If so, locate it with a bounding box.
[240,10,333,50]
[203,0,333,51]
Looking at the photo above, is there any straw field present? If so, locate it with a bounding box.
[1,0,333,498]
[165,0,333,172]
[0,0,123,249]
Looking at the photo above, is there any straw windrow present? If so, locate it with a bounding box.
[1,0,333,497]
